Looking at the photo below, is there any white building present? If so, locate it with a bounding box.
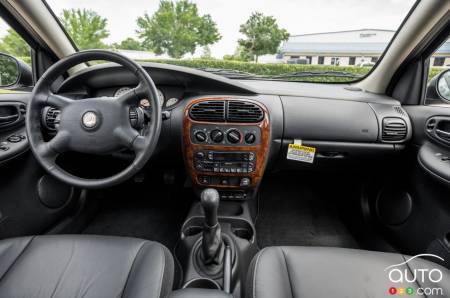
[281,29,450,66]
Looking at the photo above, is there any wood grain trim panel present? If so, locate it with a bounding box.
[183,97,270,189]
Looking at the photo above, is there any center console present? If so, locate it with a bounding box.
[183,97,270,199]
[178,97,269,297]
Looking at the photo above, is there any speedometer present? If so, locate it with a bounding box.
[114,87,132,97]
[114,86,164,108]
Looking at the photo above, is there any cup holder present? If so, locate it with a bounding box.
[183,278,221,290]
[182,215,255,242]
[233,228,253,241]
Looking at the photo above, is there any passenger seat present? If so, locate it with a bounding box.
[247,246,450,298]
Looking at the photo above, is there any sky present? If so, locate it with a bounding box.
[3,0,416,58]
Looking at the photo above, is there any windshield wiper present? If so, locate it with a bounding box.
[197,67,363,81]
[268,70,363,80]
[196,67,265,79]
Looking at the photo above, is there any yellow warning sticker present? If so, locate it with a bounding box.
[287,144,316,163]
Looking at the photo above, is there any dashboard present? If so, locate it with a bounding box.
[0,61,413,198]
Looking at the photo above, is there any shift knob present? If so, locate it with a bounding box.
[201,188,220,227]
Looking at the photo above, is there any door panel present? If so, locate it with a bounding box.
[389,105,450,268]
[0,93,29,163]
[0,93,78,239]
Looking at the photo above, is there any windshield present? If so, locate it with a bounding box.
[44,0,416,83]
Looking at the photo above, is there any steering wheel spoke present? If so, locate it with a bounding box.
[132,135,146,153]
[36,131,70,163]
[46,93,73,109]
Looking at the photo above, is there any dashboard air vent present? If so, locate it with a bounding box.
[227,101,264,123]
[189,101,225,122]
[382,117,407,142]
[44,107,61,130]
[393,106,406,116]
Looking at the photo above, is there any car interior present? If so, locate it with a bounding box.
[0,0,450,297]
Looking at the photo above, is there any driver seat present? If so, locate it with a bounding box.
[0,235,174,298]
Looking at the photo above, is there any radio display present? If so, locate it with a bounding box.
[213,152,247,161]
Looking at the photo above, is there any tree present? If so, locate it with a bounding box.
[200,46,212,59]
[0,29,30,57]
[112,38,143,51]
[61,9,109,50]
[223,45,252,62]
[238,12,289,63]
[136,0,221,58]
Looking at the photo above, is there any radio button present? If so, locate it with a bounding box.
[240,178,251,187]
[207,152,214,160]
[195,151,205,159]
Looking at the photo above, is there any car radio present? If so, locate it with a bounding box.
[194,151,256,173]
[183,97,269,191]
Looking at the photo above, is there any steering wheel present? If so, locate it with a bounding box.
[26,50,162,189]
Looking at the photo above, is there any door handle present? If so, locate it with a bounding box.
[0,114,19,123]
[436,129,450,141]
[0,102,26,129]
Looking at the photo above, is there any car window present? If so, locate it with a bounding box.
[46,0,415,83]
[0,19,30,64]
[425,37,450,105]
[0,18,31,92]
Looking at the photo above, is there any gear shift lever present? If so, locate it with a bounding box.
[200,188,224,265]
[201,188,219,226]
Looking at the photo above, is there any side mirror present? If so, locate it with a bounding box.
[0,52,32,88]
[437,69,450,101]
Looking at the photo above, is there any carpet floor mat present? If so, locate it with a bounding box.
[256,173,359,249]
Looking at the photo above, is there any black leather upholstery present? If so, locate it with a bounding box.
[247,246,450,298]
[0,235,174,298]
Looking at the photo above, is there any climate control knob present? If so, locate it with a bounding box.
[210,129,224,143]
[194,131,207,142]
[227,129,241,144]
[245,133,256,144]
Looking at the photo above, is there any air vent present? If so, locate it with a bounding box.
[382,117,407,142]
[45,107,60,130]
[189,101,225,122]
[393,106,406,116]
[227,101,264,123]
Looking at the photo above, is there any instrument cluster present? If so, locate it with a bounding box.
[113,86,180,110]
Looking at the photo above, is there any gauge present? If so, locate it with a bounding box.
[114,86,164,108]
[156,88,165,107]
[114,86,132,97]
[166,97,179,107]
[143,89,164,109]
[139,99,150,108]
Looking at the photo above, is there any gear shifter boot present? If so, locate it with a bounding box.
[202,222,224,265]
[200,188,224,265]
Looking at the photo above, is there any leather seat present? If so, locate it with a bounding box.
[0,235,174,298]
[247,246,450,298]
